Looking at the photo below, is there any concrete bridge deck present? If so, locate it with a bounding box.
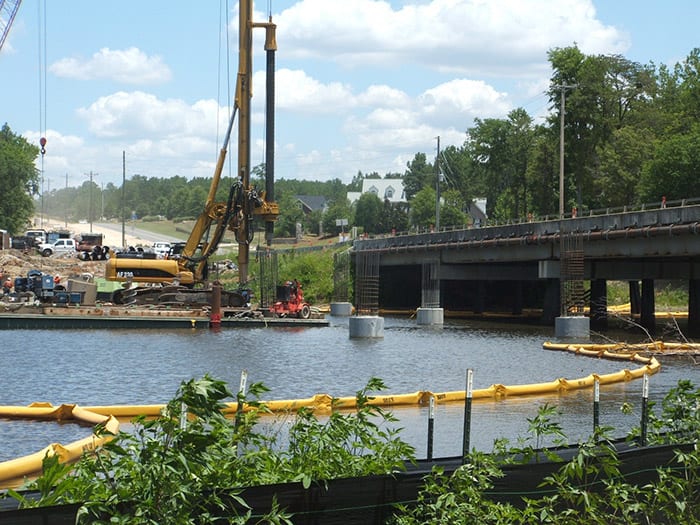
[351,201,700,333]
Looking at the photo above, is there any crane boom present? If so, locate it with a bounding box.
[0,0,22,52]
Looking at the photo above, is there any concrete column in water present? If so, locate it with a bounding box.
[349,315,384,338]
[416,307,444,325]
[417,262,443,326]
[330,302,353,316]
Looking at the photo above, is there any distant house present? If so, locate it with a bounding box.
[295,195,327,215]
[347,179,407,206]
[468,198,488,226]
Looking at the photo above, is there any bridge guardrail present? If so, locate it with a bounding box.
[353,199,700,252]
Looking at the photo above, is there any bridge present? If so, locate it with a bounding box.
[352,201,700,335]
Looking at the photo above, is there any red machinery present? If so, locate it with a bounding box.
[270,280,311,319]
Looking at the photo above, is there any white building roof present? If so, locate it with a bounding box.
[348,178,406,205]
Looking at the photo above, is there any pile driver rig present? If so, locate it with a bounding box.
[105,1,279,306]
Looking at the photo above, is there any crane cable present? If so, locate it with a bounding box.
[37,0,47,226]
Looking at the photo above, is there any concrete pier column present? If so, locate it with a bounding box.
[629,281,641,315]
[542,279,560,324]
[349,315,384,338]
[416,307,444,325]
[590,279,607,331]
[330,302,353,316]
[640,279,656,335]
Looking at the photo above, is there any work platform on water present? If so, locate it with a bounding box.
[0,305,328,330]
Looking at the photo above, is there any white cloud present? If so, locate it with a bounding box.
[259,69,355,113]
[277,0,628,77]
[76,91,223,140]
[50,47,172,84]
[419,79,510,125]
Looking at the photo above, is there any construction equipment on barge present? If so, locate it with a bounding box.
[105,2,279,307]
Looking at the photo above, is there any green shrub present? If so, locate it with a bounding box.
[10,375,414,523]
[277,248,335,303]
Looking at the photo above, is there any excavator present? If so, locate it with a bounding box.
[105,2,279,306]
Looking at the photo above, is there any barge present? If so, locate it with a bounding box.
[0,304,328,330]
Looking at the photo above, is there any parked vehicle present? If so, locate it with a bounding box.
[25,229,48,246]
[76,233,104,252]
[38,238,77,257]
[152,242,171,258]
[10,236,34,250]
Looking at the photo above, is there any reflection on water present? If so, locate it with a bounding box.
[0,317,697,462]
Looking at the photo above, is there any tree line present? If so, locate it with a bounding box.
[3,45,700,237]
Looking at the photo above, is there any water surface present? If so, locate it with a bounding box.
[1,317,696,461]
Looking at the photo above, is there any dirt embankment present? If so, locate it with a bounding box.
[0,249,106,286]
[1,218,154,285]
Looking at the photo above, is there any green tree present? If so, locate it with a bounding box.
[354,192,383,234]
[439,189,468,228]
[639,124,700,202]
[595,126,655,207]
[464,109,537,220]
[0,123,40,234]
[548,46,654,210]
[409,186,437,229]
[322,198,353,237]
[403,153,433,200]
[378,200,409,234]
[274,192,304,237]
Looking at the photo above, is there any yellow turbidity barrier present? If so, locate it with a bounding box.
[0,405,118,489]
[0,342,664,489]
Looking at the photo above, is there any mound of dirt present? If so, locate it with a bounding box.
[0,250,106,285]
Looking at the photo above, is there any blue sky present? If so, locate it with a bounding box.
[1,0,698,189]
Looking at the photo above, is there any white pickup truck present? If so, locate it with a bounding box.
[38,238,77,257]
[152,241,172,258]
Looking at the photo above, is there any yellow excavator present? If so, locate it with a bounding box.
[105,2,278,306]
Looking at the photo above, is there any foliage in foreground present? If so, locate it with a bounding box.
[5,378,700,523]
[8,375,414,524]
[393,381,700,524]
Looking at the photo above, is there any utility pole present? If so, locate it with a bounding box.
[86,171,98,233]
[435,136,441,231]
[556,84,576,218]
[65,173,68,228]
